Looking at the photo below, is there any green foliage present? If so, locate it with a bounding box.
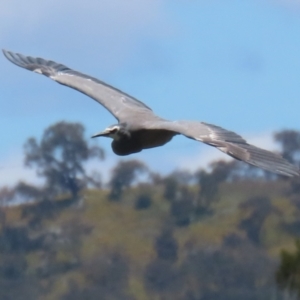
[134,193,152,210]
[154,230,178,262]
[62,250,134,300]
[163,175,180,201]
[195,160,234,214]
[238,196,275,245]
[3,122,300,299]
[24,121,104,198]
[144,259,181,294]
[181,236,276,300]
[161,173,197,226]
[170,187,195,227]
[275,130,300,197]
[108,160,147,201]
[277,240,300,296]
[0,179,295,300]
[275,130,300,164]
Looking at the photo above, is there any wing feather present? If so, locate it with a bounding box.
[143,120,300,177]
[4,50,298,176]
[2,49,152,121]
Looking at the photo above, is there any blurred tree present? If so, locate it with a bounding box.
[13,182,43,204]
[276,240,300,298]
[62,250,134,300]
[275,130,300,197]
[162,171,194,202]
[133,183,153,210]
[163,175,179,202]
[0,187,14,206]
[0,183,44,230]
[33,217,93,279]
[0,230,43,299]
[155,230,178,262]
[143,229,181,296]
[170,187,195,227]
[195,160,233,215]
[108,160,147,201]
[275,130,300,164]
[229,161,271,181]
[144,259,181,294]
[161,172,196,226]
[239,196,276,245]
[182,236,277,300]
[0,226,43,253]
[0,187,14,230]
[0,253,27,280]
[0,253,42,300]
[24,121,104,199]
[134,193,152,210]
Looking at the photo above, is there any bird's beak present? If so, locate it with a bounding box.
[91,129,110,138]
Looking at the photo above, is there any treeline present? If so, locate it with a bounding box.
[1,121,300,299]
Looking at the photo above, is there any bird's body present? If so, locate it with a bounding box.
[111,126,176,156]
[3,49,300,177]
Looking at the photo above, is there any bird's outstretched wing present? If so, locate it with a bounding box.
[2,50,152,121]
[3,50,298,176]
[143,119,300,177]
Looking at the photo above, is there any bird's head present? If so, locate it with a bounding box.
[91,124,128,140]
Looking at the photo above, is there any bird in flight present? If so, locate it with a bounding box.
[3,49,299,177]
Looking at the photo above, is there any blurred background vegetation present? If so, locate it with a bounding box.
[2,121,300,300]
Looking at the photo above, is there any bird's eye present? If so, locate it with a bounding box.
[110,128,118,133]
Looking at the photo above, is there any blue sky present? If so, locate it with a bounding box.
[1,0,300,186]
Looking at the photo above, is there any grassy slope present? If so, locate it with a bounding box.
[3,180,299,299]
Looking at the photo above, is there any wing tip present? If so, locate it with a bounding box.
[2,49,13,61]
[2,49,56,76]
[2,49,9,56]
[2,49,27,68]
[281,168,300,177]
[258,160,300,178]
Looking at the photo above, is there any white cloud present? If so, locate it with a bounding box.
[0,0,167,33]
[0,0,173,71]
[0,147,118,188]
[266,0,300,9]
[0,151,42,187]
[275,0,300,5]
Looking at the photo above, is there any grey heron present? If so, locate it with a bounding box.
[3,49,299,177]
